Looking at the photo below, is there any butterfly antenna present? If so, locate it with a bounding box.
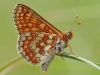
[68,14,82,31]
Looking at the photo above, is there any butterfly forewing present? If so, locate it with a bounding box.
[13,4,62,37]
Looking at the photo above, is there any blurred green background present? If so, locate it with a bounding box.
[0,0,100,75]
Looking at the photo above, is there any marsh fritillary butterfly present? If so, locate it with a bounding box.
[13,4,74,72]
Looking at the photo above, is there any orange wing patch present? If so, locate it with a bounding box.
[13,4,62,36]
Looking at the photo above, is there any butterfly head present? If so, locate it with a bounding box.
[61,31,73,47]
[66,31,73,40]
[61,31,73,41]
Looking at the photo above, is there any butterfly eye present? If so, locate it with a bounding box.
[66,31,73,40]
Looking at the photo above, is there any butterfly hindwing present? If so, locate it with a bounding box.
[18,32,59,66]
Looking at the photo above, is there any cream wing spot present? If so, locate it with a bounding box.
[48,35,53,39]
[44,45,51,51]
[31,40,38,43]
[35,37,42,40]
[40,42,45,46]
[18,6,22,11]
[56,38,61,43]
[35,48,40,53]
[18,41,23,46]
[30,40,38,46]
[20,36,26,41]
[31,46,36,50]
[51,34,57,36]
[47,40,52,44]
[24,32,31,36]
[30,43,36,46]
[38,33,44,38]
[26,14,31,17]
[17,7,22,13]
[36,52,42,58]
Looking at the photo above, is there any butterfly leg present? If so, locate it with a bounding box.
[68,44,78,56]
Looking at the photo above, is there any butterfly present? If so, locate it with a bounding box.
[13,4,75,72]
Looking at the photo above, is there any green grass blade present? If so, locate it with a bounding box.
[0,52,100,74]
[0,56,22,73]
[61,52,100,70]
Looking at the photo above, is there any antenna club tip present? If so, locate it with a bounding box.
[78,21,82,25]
[75,14,78,19]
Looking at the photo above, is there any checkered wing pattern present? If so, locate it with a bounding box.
[18,32,59,71]
[13,4,63,72]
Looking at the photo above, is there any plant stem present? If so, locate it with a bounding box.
[61,52,100,70]
[0,56,22,72]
